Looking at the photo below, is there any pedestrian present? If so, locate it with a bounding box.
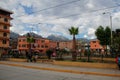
[32,52,38,62]
[116,54,120,70]
[26,51,29,62]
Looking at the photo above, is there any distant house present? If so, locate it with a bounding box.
[90,39,105,51]
[58,41,72,50]
[17,36,57,54]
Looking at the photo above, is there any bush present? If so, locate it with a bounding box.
[46,49,53,59]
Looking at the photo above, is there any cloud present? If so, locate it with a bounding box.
[1,0,120,39]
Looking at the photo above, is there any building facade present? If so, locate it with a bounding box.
[59,41,72,50]
[90,39,104,51]
[18,36,57,54]
[0,8,13,54]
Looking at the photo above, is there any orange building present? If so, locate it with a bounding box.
[18,36,57,54]
[90,39,104,51]
[0,8,13,54]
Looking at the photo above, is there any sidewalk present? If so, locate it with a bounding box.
[0,61,120,77]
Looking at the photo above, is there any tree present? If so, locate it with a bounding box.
[112,29,120,56]
[105,27,111,45]
[68,26,79,61]
[46,49,53,59]
[95,26,111,56]
[26,33,35,55]
[95,26,106,45]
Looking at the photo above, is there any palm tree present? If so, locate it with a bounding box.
[68,26,79,61]
[26,33,34,55]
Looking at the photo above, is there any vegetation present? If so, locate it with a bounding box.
[46,49,53,59]
[95,26,111,61]
[55,49,69,60]
[95,26,111,54]
[112,29,120,56]
[95,26,111,46]
[26,33,35,55]
[68,26,79,61]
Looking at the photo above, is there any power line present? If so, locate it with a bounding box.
[14,1,120,24]
[17,3,120,21]
[17,0,81,17]
[55,5,120,19]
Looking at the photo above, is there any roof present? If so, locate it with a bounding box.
[0,7,13,14]
[90,39,99,41]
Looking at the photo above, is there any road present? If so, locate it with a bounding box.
[0,64,120,80]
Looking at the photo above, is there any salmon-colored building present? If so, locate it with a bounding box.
[18,36,57,53]
[0,8,13,54]
[90,39,104,51]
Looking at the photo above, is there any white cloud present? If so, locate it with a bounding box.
[1,0,120,39]
[84,35,87,38]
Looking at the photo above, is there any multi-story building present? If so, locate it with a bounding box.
[0,8,13,54]
[90,39,104,51]
[18,36,57,54]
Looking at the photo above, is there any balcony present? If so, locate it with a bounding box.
[0,29,10,33]
[0,36,9,40]
[0,21,11,26]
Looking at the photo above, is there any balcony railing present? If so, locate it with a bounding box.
[0,21,11,26]
[0,36,9,40]
[0,29,10,33]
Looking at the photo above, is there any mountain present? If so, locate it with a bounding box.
[47,35,69,41]
[10,31,20,49]
[77,38,90,43]
[10,31,19,39]
[23,32,42,38]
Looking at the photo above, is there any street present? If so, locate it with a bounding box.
[0,64,120,80]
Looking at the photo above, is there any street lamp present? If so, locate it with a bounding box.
[85,43,90,62]
[103,12,113,50]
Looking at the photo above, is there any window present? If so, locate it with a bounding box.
[41,40,45,43]
[92,41,96,43]
[23,39,26,42]
[4,18,8,22]
[4,25,7,29]
[19,45,21,47]
[22,44,26,47]
[2,40,7,44]
[41,45,44,48]
[3,33,7,37]
[45,46,48,48]
[19,40,21,42]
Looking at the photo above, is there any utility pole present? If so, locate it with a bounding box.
[103,12,113,51]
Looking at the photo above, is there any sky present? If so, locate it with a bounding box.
[1,0,120,39]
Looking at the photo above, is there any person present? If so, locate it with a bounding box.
[26,51,29,62]
[116,55,120,70]
[32,52,38,62]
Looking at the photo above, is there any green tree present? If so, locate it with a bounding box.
[112,29,120,55]
[105,27,111,46]
[95,26,111,56]
[68,26,79,61]
[26,33,34,55]
[46,49,53,59]
[95,26,106,45]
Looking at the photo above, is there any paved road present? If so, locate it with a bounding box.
[0,64,120,80]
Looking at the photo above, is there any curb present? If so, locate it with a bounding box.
[0,62,120,77]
